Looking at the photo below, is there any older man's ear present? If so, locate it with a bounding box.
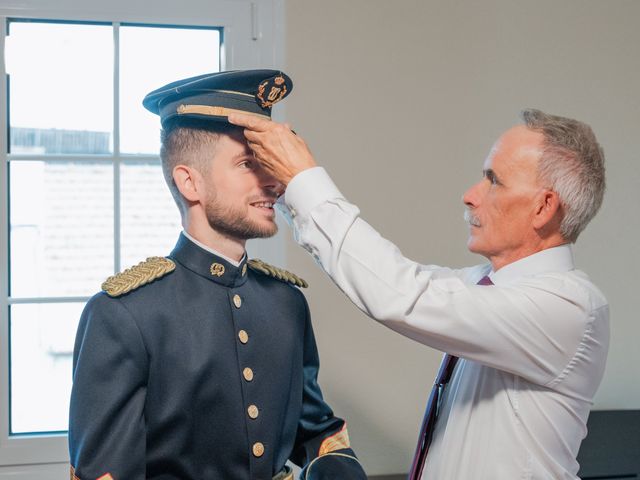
[532,189,564,239]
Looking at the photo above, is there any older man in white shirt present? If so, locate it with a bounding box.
[229,109,609,479]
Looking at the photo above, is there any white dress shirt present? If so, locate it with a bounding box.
[281,167,609,479]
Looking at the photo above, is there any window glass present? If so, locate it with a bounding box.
[7,22,113,154]
[119,25,221,154]
[5,20,221,436]
[10,303,84,434]
[9,161,114,298]
[120,160,181,266]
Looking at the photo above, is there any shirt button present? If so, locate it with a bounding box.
[243,367,254,381]
[247,404,259,419]
[252,442,264,457]
[238,330,249,344]
[233,294,242,308]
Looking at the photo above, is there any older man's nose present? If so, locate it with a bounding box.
[462,181,482,208]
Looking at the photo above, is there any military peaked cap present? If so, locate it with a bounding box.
[142,69,293,126]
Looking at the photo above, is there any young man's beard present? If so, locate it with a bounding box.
[205,193,278,241]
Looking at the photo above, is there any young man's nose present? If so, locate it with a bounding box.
[259,170,285,196]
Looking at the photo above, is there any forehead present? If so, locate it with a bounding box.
[483,125,544,175]
[211,131,251,162]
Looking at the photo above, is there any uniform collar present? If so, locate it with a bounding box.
[489,244,575,286]
[170,233,249,288]
[182,230,245,267]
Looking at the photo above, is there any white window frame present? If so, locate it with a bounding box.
[0,0,285,472]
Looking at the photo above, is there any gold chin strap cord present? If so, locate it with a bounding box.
[177,104,271,120]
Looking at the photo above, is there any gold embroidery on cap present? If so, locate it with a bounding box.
[256,75,288,108]
[177,104,270,120]
[210,263,225,277]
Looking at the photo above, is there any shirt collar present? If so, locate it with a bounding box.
[489,244,575,286]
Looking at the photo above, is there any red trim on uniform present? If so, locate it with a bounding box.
[318,423,351,456]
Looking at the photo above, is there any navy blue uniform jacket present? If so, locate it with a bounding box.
[69,234,366,479]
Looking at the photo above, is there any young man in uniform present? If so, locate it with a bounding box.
[68,70,367,480]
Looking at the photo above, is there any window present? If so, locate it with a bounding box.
[0,0,284,471]
[7,20,221,436]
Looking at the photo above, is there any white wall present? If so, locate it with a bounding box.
[284,0,640,475]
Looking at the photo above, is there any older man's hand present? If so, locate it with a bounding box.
[228,113,317,185]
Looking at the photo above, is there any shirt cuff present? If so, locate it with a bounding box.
[284,167,345,218]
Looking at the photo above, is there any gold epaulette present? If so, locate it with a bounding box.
[101,257,176,297]
[248,259,308,288]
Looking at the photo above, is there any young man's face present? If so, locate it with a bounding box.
[203,130,284,240]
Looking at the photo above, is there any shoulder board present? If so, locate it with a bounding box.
[102,256,176,297]
[248,259,308,288]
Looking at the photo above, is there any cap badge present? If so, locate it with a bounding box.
[256,75,288,108]
[210,262,225,277]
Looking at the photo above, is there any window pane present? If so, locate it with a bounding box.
[7,21,113,154]
[121,160,182,266]
[10,303,84,434]
[10,161,114,297]
[119,26,221,154]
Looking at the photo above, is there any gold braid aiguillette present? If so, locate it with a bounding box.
[102,257,176,297]
[248,259,308,288]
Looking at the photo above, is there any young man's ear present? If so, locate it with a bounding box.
[173,165,203,203]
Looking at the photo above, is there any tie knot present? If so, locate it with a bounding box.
[477,275,493,286]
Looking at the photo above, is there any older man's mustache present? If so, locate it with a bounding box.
[464,209,481,227]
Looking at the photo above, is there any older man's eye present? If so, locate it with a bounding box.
[484,170,499,185]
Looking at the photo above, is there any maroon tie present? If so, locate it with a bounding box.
[408,275,493,480]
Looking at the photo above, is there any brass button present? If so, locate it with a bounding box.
[243,367,254,381]
[210,262,225,277]
[247,404,259,419]
[233,294,242,308]
[252,442,264,457]
[242,264,247,276]
[238,330,249,344]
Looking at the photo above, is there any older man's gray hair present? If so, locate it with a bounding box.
[521,109,605,243]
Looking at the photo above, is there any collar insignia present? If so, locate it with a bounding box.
[210,262,226,277]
